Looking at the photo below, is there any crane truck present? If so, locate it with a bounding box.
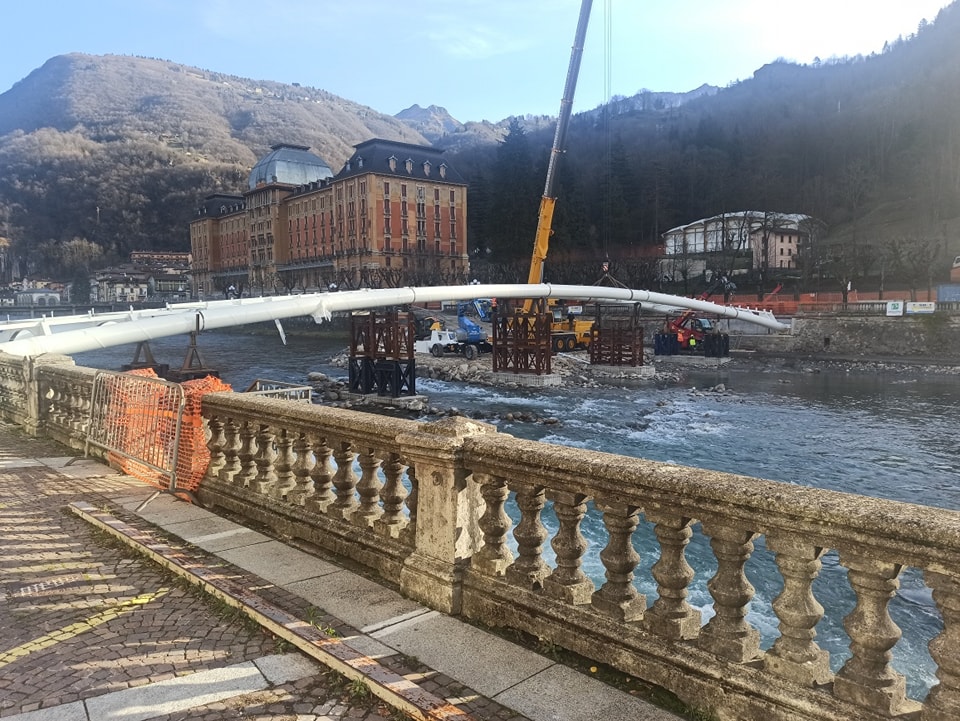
[522,0,597,354]
[655,278,733,356]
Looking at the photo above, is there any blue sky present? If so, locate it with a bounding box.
[0,0,951,122]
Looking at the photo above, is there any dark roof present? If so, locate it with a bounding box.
[196,194,245,218]
[248,143,334,189]
[336,139,465,184]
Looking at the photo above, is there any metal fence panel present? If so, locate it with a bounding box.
[86,370,186,491]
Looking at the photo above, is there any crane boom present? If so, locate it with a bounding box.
[525,0,592,296]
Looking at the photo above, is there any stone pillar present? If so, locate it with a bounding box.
[27,355,76,436]
[397,416,496,614]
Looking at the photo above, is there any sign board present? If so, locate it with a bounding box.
[905,301,936,315]
[885,301,904,317]
[566,305,584,315]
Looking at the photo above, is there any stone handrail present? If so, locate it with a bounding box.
[197,391,425,584]
[462,432,960,721]
[2,354,957,721]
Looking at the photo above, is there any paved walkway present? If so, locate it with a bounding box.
[0,421,682,721]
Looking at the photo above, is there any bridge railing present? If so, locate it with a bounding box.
[2,353,959,721]
[198,391,423,584]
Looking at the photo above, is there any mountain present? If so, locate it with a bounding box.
[394,103,557,150]
[0,53,430,276]
[1,1,959,288]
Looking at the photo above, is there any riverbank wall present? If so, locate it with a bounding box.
[729,314,960,359]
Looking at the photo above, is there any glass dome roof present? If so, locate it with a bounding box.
[248,143,333,189]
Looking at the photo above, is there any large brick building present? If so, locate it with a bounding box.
[190,140,469,298]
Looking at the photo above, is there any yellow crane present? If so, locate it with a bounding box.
[523,0,596,352]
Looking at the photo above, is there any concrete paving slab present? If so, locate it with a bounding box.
[217,539,341,585]
[494,662,682,721]
[187,526,273,553]
[83,660,267,721]
[287,569,425,629]
[35,456,79,469]
[340,633,401,661]
[53,460,130,479]
[370,613,554,698]
[159,515,273,552]
[159,514,245,541]
[253,652,322,684]
[135,494,217,524]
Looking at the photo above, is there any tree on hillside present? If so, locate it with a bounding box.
[486,119,541,262]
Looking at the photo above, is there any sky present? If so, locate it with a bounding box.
[0,0,953,123]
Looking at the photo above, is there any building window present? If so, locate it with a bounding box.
[384,181,390,195]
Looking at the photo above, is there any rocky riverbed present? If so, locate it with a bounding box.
[305,347,960,422]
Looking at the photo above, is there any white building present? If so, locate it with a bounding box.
[662,211,819,272]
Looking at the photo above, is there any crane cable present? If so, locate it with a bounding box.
[602,0,612,263]
[596,0,628,288]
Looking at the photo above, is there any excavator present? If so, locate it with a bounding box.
[521,0,596,353]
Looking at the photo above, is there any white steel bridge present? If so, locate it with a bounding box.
[0,283,789,357]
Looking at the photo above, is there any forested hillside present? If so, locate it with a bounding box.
[0,0,958,293]
[459,1,960,290]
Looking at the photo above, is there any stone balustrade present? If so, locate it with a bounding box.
[2,351,959,721]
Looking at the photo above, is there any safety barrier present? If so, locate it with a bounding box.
[86,369,186,492]
[85,369,231,493]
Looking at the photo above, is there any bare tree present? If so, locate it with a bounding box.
[890,235,945,300]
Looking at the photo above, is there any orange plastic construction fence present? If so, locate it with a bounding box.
[102,369,231,493]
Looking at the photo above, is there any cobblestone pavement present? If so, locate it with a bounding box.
[0,425,528,720]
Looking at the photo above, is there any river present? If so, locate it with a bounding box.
[72,328,960,700]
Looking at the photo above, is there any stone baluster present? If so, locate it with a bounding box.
[644,511,700,640]
[78,382,92,437]
[375,452,408,537]
[330,441,359,520]
[252,424,278,495]
[591,502,645,622]
[45,380,65,429]
[763,535,832,686]
[699,522,760,662]
[235,421,258,488]
[306,437,335,512]
[923,570,960,721]
[68,381,85,434]
[354,447,383,527]
[270,428,296,500]
[543,491,593,604]
[472,473,513,576]
[506,484,550,590]
[834,554,909,715]
[286,433,314,506]
[401,466,419,545]
[204,415,226,483]
[218,418,242,485]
